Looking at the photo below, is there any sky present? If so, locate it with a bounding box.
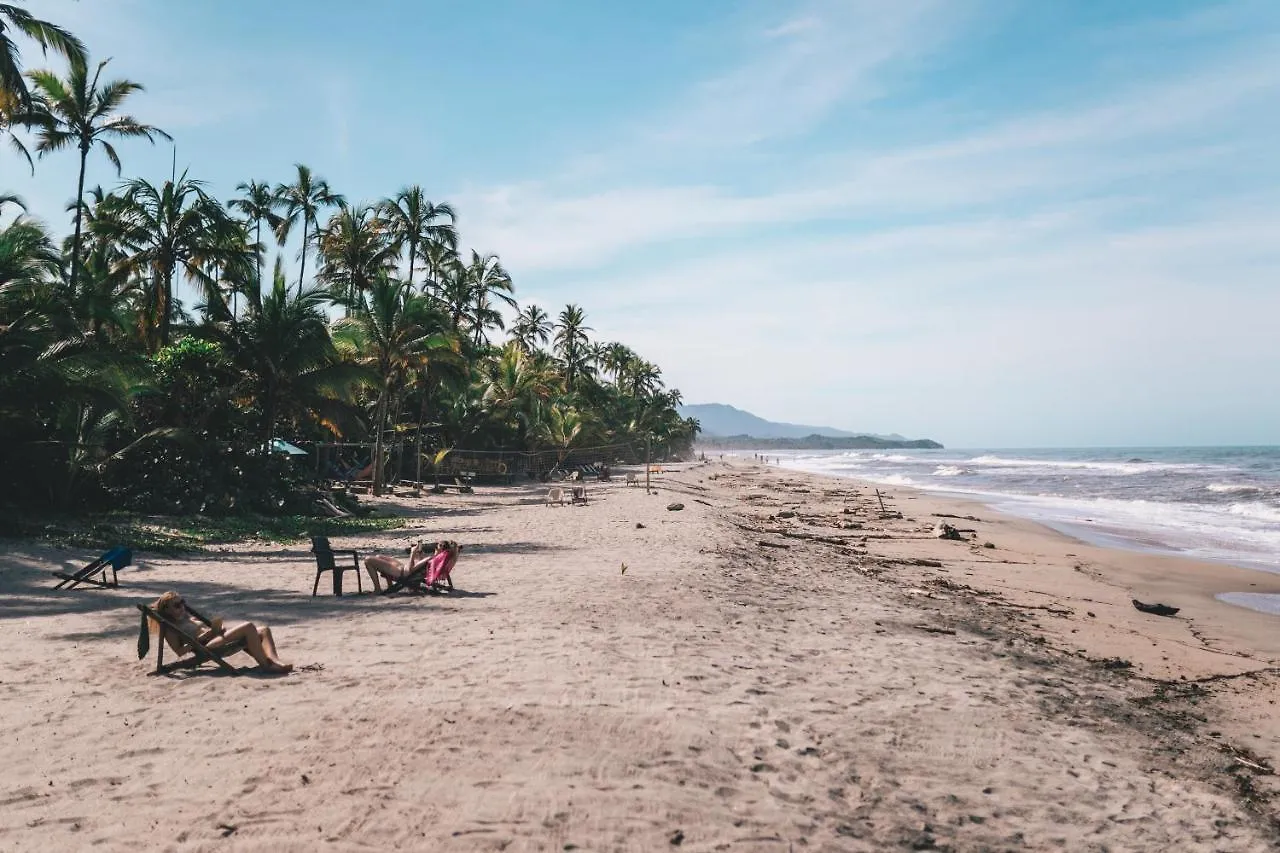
[4,0,1279,448]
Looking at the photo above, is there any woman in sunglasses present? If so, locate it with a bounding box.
[149,591,293,673]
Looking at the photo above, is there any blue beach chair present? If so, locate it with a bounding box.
[52,546,133,590]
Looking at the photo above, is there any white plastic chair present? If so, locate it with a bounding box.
[546,486,565,506]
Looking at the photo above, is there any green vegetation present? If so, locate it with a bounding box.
[0,3,698,539]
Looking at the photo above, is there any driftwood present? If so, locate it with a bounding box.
[932,513,982,523]
[1132,599,1179,617]
[1002,602,1073,616]
[914,625,956,635]
[757,540,791,550]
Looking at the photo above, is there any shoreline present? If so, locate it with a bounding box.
[716,445,1280,582]
[2,461,1279,849]
[762,453,1280,587]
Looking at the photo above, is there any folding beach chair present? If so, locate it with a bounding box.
[546,486,565,506]
[310,537,364,596]
[135,603,248,676]
[625,472,638,487]
[571,485,588,505]
[53,546,132,590]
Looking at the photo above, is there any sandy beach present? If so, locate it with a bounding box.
[2,459,1279,851]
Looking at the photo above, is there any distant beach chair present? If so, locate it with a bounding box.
[546,486,565,506]
[53,546,132,590]
[135,603,247,676]
[571,485,588,505]
[625,472,638,487]
[310,536,364,596]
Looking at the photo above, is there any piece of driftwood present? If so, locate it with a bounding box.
[932,513,982,523]
[757,540,791,550]
[914,625,956,635]
[1132,599,1179,617]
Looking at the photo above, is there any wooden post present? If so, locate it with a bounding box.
[645,435,652,494]
[875,489,887,513]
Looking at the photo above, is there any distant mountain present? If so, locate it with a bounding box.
[678,403,941,449]
[678,403,851,438]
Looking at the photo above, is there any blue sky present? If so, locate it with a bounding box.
[5,0,1279,447]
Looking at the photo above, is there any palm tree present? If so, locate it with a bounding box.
[229,180,282,292]
[553,303,592,389]
[96,172,248,350]
[482,341,554,443]
[600,341,634,387]
[462,251,515,348]
[333,274,454,495]
[25,56,169,291]
[509,303,550,353]
[316,202,397,307]
[214,257,363,445]
[0,3,85,111]
[537,403,585,467]
[378,186,456,290]
[69,185,140,340]
[274,163,343,297]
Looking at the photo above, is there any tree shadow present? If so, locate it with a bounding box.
[0,544,446,634]
[460,541,571,556]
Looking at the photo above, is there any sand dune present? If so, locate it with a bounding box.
[1,462,1277,850]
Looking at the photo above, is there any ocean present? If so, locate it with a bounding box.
[758,446,1280,615]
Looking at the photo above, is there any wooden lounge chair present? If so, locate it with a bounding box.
[135,603,248,676]
[310,536,364,596]
[53,546,132,590]
[546,486,565,506]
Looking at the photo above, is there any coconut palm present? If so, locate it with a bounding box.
[25,57,169,291]
[214,256,363,445]
[461,251,515,347]
[316,202,397,307]
[274,163,343,296]
[509,303,550,354]
[537,403,585,467]
[96,173,248,351]
[0,3,85,111]
[229,180,282,291]
[482,341,555,442]
[333,274,455,495]
[378,186,456,290]
[553,303,592,389]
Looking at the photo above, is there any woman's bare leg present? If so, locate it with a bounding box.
[364,555,404,592]
[213,622,290,672]
[258,627,289,669]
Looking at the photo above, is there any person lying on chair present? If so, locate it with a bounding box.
[150,591,293,673]
[364,542,435,592]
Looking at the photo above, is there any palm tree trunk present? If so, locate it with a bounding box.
[255,218,263,292]
[157,267,174,350]
[414,366,430,485]
[69,144,89,292]
[406,236,417,289]
[262,381,278,447]
[297,217,308,298]
[370,378,391,496]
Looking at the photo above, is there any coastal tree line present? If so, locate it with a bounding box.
[0,4,698,514]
